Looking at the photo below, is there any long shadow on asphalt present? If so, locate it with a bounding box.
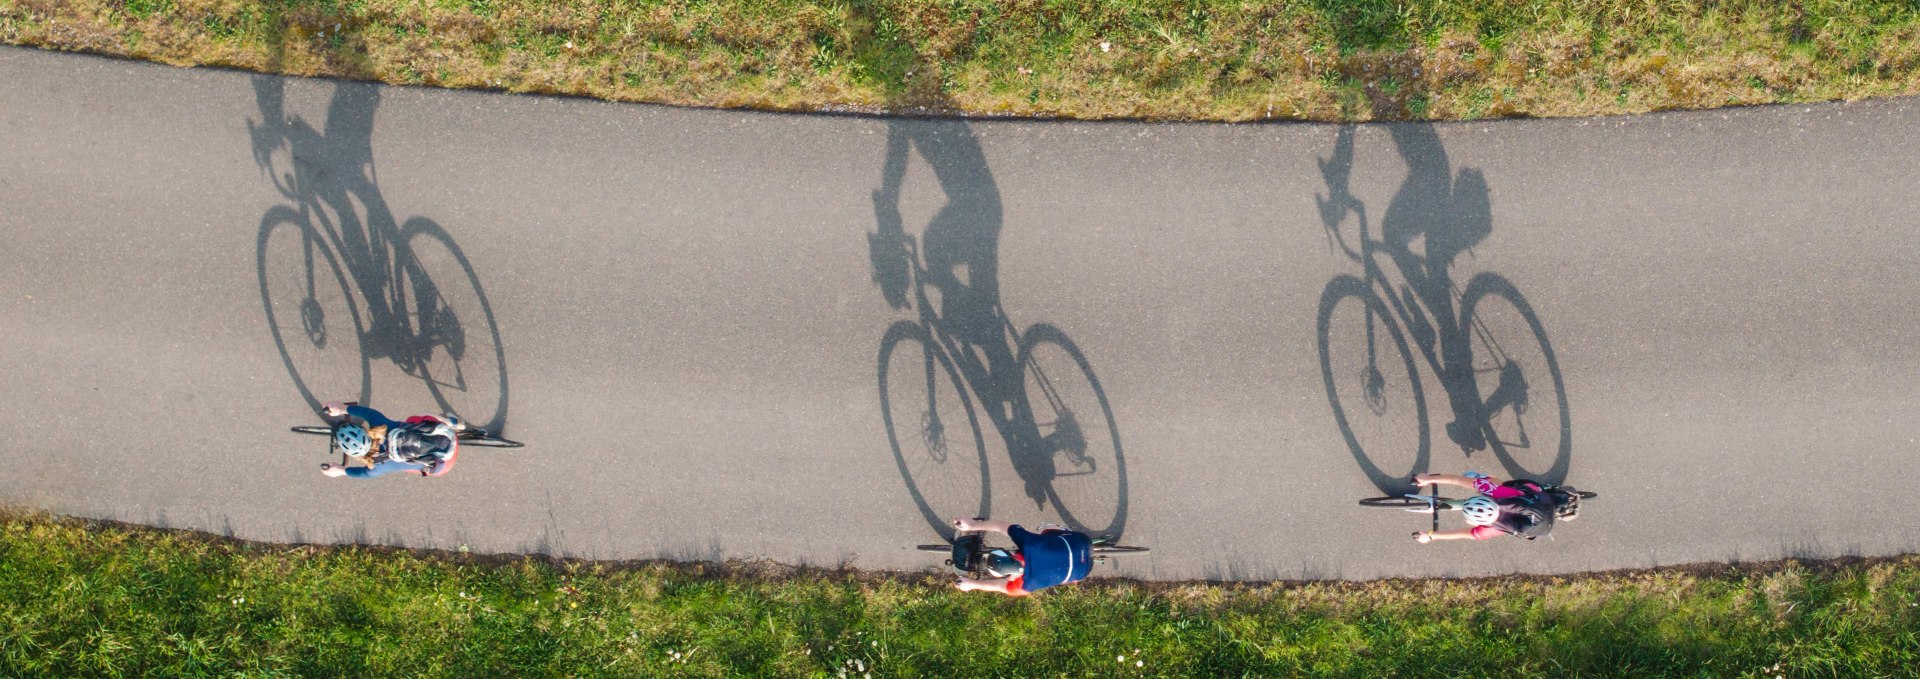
[867,116,1130,542]
[1311,122,1574,495]
[248,75,512,434]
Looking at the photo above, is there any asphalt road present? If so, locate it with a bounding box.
[4,45,1919,581]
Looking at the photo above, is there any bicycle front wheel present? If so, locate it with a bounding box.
[1318,275,1429,493]
[915,544,952,553]
[257,207,369,415]
[291,426,333,436]
[1357,496,1432,508]
[1017,323,1126,539]
[879,321,989,540]
[1458,273,1570,484]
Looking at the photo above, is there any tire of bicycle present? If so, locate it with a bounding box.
[1573,490,1597,499]
[457,430,524,448]
[1357,496,1437,508]
[398,217,511,434]
[1318,274,1431,494]
[1089,545,1149,555]
[1458,272,1571,485]
[257,207,371,415]
[1016,322,1126,539]
[878,320,990,541]
[291,425,334,436]
[915,544,952,553]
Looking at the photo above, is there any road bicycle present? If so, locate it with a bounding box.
[248,78,509,431]
[1313,126,1570,492]
[875,232,1126,539]
[1359,483,1595,533]
[916,527,1148,580]
[291,402,523,470]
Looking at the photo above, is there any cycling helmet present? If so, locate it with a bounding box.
[334,424,372,458]
[1459,496,1502,526]
[984,550,1025,579]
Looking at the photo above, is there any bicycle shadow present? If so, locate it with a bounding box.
[867,114,1129,541]
[249,75,512,434]
[1313,122,1573,494]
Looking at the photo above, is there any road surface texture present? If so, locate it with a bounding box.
[4,45,1918,581]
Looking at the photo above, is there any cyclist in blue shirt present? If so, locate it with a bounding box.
[315,402,463,479]
[950,517,1093,597]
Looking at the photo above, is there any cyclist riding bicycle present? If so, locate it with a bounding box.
[948,517,1093,597]
[316,402,463,479]
[1409,472,1581,543]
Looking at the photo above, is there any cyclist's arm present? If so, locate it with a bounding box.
[1417,528,1485,542]
[953,518,1016,535]
[342,458,427,479]
[1412,473,1499,491]
[955,576,1030,597]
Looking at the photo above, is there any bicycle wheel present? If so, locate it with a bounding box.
[879,321,990,540]
[1573,491,1597,499]
[1458,273,1570,484]
[915,544,952,553]
[458,429,524,448]
[398,217,510,434]
[1017,323,1126,539]
[291,426,333,436]
[1357,496,1432,508]
[1318,275,1429,493]
[257,207,369,415]
[1090,545,1150,555]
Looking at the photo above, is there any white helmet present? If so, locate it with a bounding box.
[334,424,372,458]
[1460,496,1502,526]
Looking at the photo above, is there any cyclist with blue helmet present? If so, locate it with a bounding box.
[316,402,463,479]
[949,517,1094,597]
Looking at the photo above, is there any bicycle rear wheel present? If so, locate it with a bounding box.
[1017,323,1126,538]
[915,544,951,553]
[458,429,524,448]
[291,426,333,436]
[1573,491,1597,499]
[1090,545,1149,555]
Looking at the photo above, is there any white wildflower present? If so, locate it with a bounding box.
[1100,41,1112,53]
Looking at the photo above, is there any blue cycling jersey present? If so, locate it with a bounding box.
[1007,525,1093,591]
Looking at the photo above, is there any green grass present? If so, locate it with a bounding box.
[4,1,1920,120]
[3,509,1918,676]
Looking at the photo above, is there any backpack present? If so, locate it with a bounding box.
[1497,480,1561,540]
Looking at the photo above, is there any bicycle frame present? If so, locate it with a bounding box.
[259,114,444,374]
[1332,207,1514,453]
[895,236,1086,480]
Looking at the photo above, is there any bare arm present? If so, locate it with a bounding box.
[1412,473,1495,491]
[952,517,1015,535]
[1414,528,1481,544]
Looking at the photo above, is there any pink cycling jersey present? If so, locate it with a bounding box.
[1469,478,1528,539]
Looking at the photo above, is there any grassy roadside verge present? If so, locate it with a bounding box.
[5,2,1920,121]
[3,509,1917,676]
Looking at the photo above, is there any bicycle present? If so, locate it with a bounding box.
[873,227,1127,541]
[1359,483,1595,533]
[1313,125,1570,492]
[292,403,523,470]
[248,77,509,431]
[916,528,1149,580]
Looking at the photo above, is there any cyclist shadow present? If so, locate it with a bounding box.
[868,116,1129,542]
[1313,123,1573,495]
[249,75,512,433]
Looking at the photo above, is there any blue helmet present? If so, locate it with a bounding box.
[334,424,372,458]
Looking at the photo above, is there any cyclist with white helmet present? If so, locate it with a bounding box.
[316,402,464,479]
[948,517,1094,597]
[1408,472,1582,543]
